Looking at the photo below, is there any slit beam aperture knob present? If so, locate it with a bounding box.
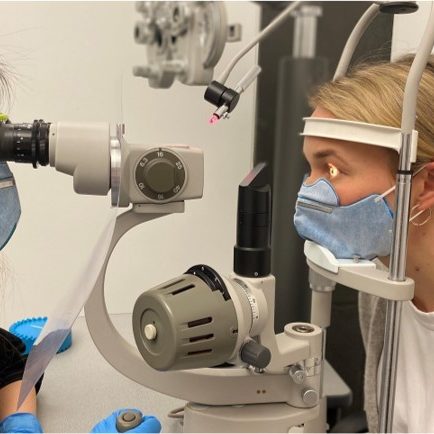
[144,324,158,341]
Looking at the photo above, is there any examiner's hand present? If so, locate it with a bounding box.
[90,409,161,433]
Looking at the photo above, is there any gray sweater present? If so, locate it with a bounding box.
[358,292,387,433]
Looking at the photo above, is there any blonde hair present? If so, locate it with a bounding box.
[309,54,434,167]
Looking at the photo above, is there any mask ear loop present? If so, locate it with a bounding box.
[408,164,431,226]
[374,164,428,203]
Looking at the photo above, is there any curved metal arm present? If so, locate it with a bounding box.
[84,209,298,406]
[333,4,380,80]
[217,2,300,85]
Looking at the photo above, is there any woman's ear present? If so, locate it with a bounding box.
[415,162,434,210]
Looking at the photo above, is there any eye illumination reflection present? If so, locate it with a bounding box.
[328,163,339,178]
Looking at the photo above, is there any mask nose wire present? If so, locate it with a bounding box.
[374,164,427,203]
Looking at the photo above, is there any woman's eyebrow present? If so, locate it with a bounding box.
[312,149,349,166]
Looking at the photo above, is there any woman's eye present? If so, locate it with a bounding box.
[328,163,339,178]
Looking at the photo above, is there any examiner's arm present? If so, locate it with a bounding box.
[0,328,44,432]
[0,383,42,433]
[0,381,37,420]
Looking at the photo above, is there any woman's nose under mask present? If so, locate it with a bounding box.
[293,176,394,260]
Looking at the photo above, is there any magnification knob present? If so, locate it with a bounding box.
[144,159,176,193]
[116,410,142,433]
[135,149,186,201]
[240,340,271,369]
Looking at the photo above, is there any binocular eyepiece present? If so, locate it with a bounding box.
[0,120,51,168]
[0,118,204,203]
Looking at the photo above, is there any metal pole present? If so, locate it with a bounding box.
[333,4,380,80]
[271,5,328,329]
[291,5,322,59]
[378,134,414,434]
[379,7,434,430]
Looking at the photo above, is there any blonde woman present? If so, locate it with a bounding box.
[294,54,434,432]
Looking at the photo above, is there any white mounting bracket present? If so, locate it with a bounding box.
[304,241,414,301]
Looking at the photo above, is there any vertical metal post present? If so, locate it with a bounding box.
[308,269,335,433]
[379,133,414,433]
[271,5,328,330]
[379,300,403,432]
[291,5,322,59]
[309,268,336,396]
[379,4,434,426]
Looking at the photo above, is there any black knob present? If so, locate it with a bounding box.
[378,2,418,14]
[240,340,271,369]
[144,159,176,193]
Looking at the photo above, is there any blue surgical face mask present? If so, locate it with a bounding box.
[293,166,426,260]
[0,162,21,250]
[293,175,395,260]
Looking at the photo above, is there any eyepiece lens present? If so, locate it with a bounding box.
[0,120,50,168]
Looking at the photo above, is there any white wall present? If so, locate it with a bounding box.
[0,2,260,327]
[392,1,434,59]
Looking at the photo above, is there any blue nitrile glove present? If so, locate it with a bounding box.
[90,409,161,433]
[0,413,43,433]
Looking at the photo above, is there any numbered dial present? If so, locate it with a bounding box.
[135,149,186,201]
[234,278,261,336]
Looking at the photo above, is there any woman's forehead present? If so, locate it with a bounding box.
[303,135,359,157]
[305,107,354,157]
[302,135,390,167]
[306,106,392,162]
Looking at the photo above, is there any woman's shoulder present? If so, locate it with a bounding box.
[358,292,387,349]
[358,292,385,314]
[359,259,389,340]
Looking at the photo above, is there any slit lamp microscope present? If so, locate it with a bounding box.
[1,1,433,432]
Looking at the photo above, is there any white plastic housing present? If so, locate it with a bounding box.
[302,117,418,162]
[49,122,111,195]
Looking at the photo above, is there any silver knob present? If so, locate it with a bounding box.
[289,364,305,385]
[133,66,155,79]
[134,22,155,45]
[302,388,319,406]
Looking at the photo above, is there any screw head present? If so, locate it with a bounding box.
[144,324,157,340]
[293,324,315,334]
